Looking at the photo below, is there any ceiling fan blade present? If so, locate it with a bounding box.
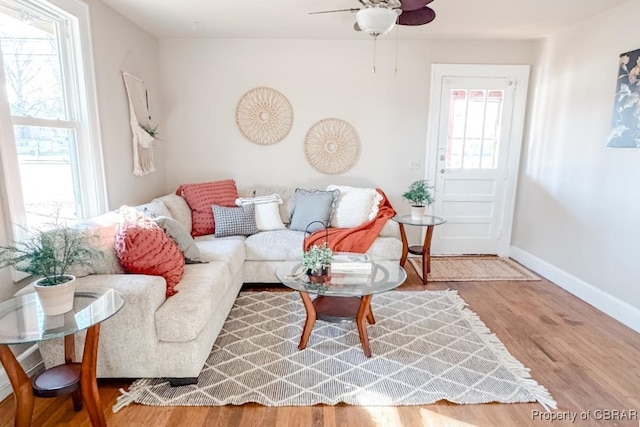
[400,0,434,12]
[398,6,436,25]
[354,22,361,31]
[309,8,360,15]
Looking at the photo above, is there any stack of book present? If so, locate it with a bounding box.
[330,253,372,274]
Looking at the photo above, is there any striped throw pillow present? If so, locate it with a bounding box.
[235,194,286,231]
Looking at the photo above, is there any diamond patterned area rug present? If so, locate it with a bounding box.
[409,256,541,282]
[114,291,556,411]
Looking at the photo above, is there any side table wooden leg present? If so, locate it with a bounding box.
[0,345,34,427]
[64,335,83,411]
[356,295,373,358]
[298,292,316,350]
[81,324,106,427]
[399,223,408,267]
[421,225,436,285]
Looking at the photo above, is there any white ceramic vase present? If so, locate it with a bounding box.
[34,275,77,316]
[410,205,426,221]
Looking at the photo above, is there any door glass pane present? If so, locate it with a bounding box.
[0,1,67,120]
[14,125,80,226]
[445,88,504,169]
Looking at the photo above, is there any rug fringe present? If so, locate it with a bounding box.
[112,379,148,413]
[457,300,558,411]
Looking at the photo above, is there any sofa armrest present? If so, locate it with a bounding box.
[35,274,167,375]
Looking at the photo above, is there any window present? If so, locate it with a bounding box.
[445,89,504,170]
[0,0,106,231]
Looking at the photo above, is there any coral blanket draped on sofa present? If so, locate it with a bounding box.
[304,189,396,253]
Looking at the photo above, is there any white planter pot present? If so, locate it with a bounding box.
[34,275,77,316]
[410,205,426,221]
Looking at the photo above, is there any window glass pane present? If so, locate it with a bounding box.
[0,1,66,120]
[15,125,79,227]
[445,88,504,170]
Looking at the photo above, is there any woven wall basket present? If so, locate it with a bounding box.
[236,87,293,145]
[304,118,360,174]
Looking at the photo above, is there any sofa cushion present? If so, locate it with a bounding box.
[152,216,202,263]
[178,179,238,236]
[114,206,185,297]
[326,185,383,228]
[69,211,125,277]
[155,194,192,234]
[213,204,259,237]
[194,236,246,277]
[244,230,305,261]
[136,199,172,219]
[288,188,339,233]
[155,262,232,342]
[235,194,286,231]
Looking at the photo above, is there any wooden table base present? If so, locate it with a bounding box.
[399,223,435,285]
[0,324,106,427]
[298,293,375,357]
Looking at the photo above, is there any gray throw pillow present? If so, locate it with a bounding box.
[289,188,340,233]
[212,204,259,237]
[152,216,203,263]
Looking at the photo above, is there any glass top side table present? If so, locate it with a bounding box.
[393,214,447,285]
[0,288,124,427]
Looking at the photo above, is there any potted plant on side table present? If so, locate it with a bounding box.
[0,219,101,315]
[302,242,333,284]
[402,179,434,221]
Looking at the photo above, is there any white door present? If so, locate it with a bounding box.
[427,65,530,255]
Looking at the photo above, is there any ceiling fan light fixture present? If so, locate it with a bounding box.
[356,7,398,38]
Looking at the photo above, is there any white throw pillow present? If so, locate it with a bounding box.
[326,185,383,228]
[235,194,286,231]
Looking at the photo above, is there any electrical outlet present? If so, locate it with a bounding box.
[409,160,420,170]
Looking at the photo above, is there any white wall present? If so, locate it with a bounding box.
[86,0,166,208]
[512,0,640,314]
[159,39,535,214]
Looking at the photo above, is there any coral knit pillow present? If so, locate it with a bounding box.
[114,206,185,297]
[177,179,238,236]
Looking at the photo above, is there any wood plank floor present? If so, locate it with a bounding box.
[2,260,640,426]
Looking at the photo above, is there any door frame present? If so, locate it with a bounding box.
[424,64,530,256]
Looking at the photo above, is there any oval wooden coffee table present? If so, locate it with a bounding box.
[276,258,406,358]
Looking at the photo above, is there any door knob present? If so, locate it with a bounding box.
[440,169,445,173]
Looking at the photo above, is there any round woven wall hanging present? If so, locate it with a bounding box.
[305,118,360,174]
[236,87,293,145]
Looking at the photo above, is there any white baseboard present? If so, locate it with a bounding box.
[510,246,640,333]
[0,344,44,403]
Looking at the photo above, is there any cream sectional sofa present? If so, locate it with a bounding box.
[32,186,402,384]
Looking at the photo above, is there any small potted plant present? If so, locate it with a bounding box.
[0,218,101,315]
[402,179,434,220]
[302,242,333,284]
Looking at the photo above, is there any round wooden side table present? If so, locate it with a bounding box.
[0,288,124,427]
[393,214,446,285]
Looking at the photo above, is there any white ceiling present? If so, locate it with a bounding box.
[101,0,630,40]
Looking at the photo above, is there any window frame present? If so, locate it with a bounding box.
[0,0,107,238]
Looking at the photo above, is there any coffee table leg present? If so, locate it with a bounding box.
[366,299,375,325]
[81,324,106,427]
[357,295,373,358]
[0,345,34,427]
[298,292,316,350]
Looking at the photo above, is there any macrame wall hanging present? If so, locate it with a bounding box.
[236,87,293,145]
[123,72,155,176]
[304,118,360,174]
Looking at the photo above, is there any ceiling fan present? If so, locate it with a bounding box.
[310,0,436,38]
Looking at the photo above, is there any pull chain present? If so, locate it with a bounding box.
[372,35,378,74]
[394,24,399,75]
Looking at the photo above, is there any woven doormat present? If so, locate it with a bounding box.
[409,256,541,282]
[114,291,555,411]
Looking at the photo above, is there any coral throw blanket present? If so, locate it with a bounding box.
[304,189,396,253]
